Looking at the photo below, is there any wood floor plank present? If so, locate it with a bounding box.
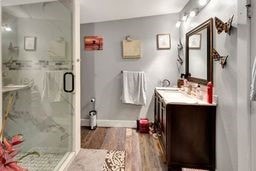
[125,128,142,171]
[81,127,107,149]
[101,127,126,150]
[124,128,133,171]
[81,127,167,170]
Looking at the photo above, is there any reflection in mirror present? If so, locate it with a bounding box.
[186,18,213,85]
[189,29,207,80]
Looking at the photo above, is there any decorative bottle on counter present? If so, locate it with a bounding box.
[207,82,213,104]
[196,84,203,100]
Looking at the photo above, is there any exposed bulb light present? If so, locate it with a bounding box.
[176,21,181,28]
[182,15,188,21]
[2,25,12,32]
[199,0,208,6]
[189,10,197,17]
[5,27,12,32]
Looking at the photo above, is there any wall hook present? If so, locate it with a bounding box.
[212,48,228,68]
[125,35,133,42]
[215,15,234,35]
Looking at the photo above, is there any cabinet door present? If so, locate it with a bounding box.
[161,103,167,150]
[154,95,158,124]
[169,105,216,169]
[159,98,163,130]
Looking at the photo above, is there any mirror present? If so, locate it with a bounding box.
[185,18,213,85]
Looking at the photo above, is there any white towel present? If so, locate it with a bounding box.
[251,57,256,101]
[121,71,146,105]
[42,71,64,102]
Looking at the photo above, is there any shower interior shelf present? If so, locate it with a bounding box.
[2,85,29,93]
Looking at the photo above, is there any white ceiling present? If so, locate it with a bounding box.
[80,0,190,24]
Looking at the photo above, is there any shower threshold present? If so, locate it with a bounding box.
[15,148,72,171]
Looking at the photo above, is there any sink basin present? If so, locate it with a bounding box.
[157,90,198,104]
[2,84,29,93]
[156,88,215,106]
[155,87,179,91]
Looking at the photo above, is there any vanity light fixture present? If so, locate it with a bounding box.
[199,0,209,7]
[176,21,181,28]
[175,0,211,29]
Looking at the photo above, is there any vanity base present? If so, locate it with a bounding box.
[154,91,216,171]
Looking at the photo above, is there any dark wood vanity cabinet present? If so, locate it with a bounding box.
[154,91,216,171]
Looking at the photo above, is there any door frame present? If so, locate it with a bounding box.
[237,0,251,171]
[0,0,81,170]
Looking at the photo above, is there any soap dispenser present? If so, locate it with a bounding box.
[196,84,203,100]
[177,74,185,88]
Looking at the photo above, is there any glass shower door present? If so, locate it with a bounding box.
[1,1,74,170]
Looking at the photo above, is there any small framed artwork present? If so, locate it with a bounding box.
[24,36,36,51]
[189,33,201,49]
[157,34,171,50]
[84,36,103,51]
[122,40,141,59]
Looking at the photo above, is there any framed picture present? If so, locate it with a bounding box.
[24,37,36,51]
[122,40,141,59]
[84,36,103,51]
[157,34,171,50]
[189,33,201,49]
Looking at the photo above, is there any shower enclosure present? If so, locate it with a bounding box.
[0,0,80,170]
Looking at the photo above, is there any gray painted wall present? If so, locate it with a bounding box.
[80,14,180,121]
[180,0,238,171]
[251,0,256,170]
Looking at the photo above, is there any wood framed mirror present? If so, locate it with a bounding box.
[185,18,213,85]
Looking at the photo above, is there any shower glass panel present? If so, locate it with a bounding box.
[1,1,73,170]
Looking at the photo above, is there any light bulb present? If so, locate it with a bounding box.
[199,0,208,6]
[5,27,12,32]
[2,25,12,32]
[176,21,181,28]
[182,15,188,21]
[190,10,197,17]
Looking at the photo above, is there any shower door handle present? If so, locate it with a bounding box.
[63,72,74,93]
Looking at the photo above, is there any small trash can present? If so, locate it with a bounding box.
[89,110,97,130]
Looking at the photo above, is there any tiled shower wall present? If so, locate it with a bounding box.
[3,60,72,71]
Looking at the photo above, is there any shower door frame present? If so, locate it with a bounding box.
[0,0,81,170]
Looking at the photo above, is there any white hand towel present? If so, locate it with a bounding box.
[251,57,256,101]
[121,71,146,105]
[42,71,64,102]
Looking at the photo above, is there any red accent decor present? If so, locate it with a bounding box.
[139,118,149,133]
[207,82,213,104]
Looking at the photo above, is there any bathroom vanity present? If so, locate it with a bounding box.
[154,88,216,171]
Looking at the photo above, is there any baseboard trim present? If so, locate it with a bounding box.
[81,119,136,128]
[81,118,89,126]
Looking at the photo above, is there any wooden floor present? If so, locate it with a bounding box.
[81,127,168,171]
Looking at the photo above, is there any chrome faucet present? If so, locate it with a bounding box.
[162,79,171,87]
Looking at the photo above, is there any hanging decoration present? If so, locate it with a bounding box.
[212,48,228,68]
[214,15,234,35]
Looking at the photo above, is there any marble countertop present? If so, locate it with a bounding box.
[155,87,217,106]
